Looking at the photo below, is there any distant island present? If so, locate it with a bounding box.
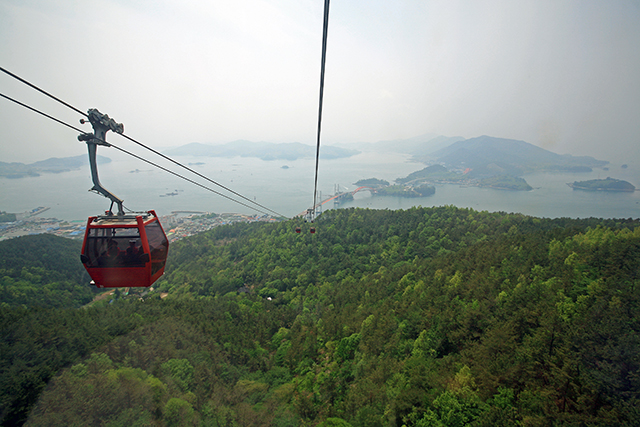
[396,164,462,185]
[478,175,533,191]
[164,140,360,161]
[333,178,435,202]
[568,178,636,192]
[375,184,435,197]
[389,135,619,192]
[395,164,533,191]
[424,135,608,174]
[337,133,464,156]
[354,178,389,187]
[0,155,111,179]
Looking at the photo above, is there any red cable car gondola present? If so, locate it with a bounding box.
[80,210,168,288]
[78,109,169,288]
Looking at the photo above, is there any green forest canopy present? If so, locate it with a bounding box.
[1,206,639,426]
[0,234,97,309]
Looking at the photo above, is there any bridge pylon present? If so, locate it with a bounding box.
[315,191,322,216]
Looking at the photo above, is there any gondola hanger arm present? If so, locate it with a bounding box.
[78,108,125,216]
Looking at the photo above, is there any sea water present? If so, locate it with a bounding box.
[1,150,638,221]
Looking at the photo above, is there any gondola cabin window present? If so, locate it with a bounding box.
[83,227,145,268]
[145,220,169,276]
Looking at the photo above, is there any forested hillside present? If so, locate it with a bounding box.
[0,234,96,308]
[1,207,639,426]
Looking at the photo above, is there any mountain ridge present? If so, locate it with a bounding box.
[163,140,360,160]
[335,133,465,155]
[0,154,111,179]
[428,135,608,173]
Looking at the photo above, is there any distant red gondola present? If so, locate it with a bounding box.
[80,210,168,288]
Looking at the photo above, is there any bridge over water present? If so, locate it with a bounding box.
[296,186,376,218]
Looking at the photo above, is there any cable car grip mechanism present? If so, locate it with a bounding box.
[78,108,125,216]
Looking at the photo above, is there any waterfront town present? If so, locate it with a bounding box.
[0,207,278,242]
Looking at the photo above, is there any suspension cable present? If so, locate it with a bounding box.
[0,91,284,217]
[311,0,331,221]
[0,66,87,117]
[117,132,286,218]
[108,144,277,216]
[0,92,84,133]
[0,66,288,218]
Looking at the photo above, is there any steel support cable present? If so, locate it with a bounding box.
[0,92,84,133]
[0,66,87,117]
[311,0,331,220]
[0,66,287,217]
[0,91,280,217]
[117,132,287,218]
[107,145,276,216]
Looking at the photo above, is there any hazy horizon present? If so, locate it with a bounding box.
[2,0,639,165]
[2,150,638,221]
[0,132,619,166]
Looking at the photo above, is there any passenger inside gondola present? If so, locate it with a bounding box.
[125,240,145,265]
[98,240,123,267]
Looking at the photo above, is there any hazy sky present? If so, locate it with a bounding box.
[1,0,639,164]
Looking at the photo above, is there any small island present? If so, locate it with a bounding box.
[336,178,435,203]
[479,175,533,191]
[396,164,462,185]
[395,164,533,191]
[567,177,636,192]
[354,178,389,188]
[375,184,435,198]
